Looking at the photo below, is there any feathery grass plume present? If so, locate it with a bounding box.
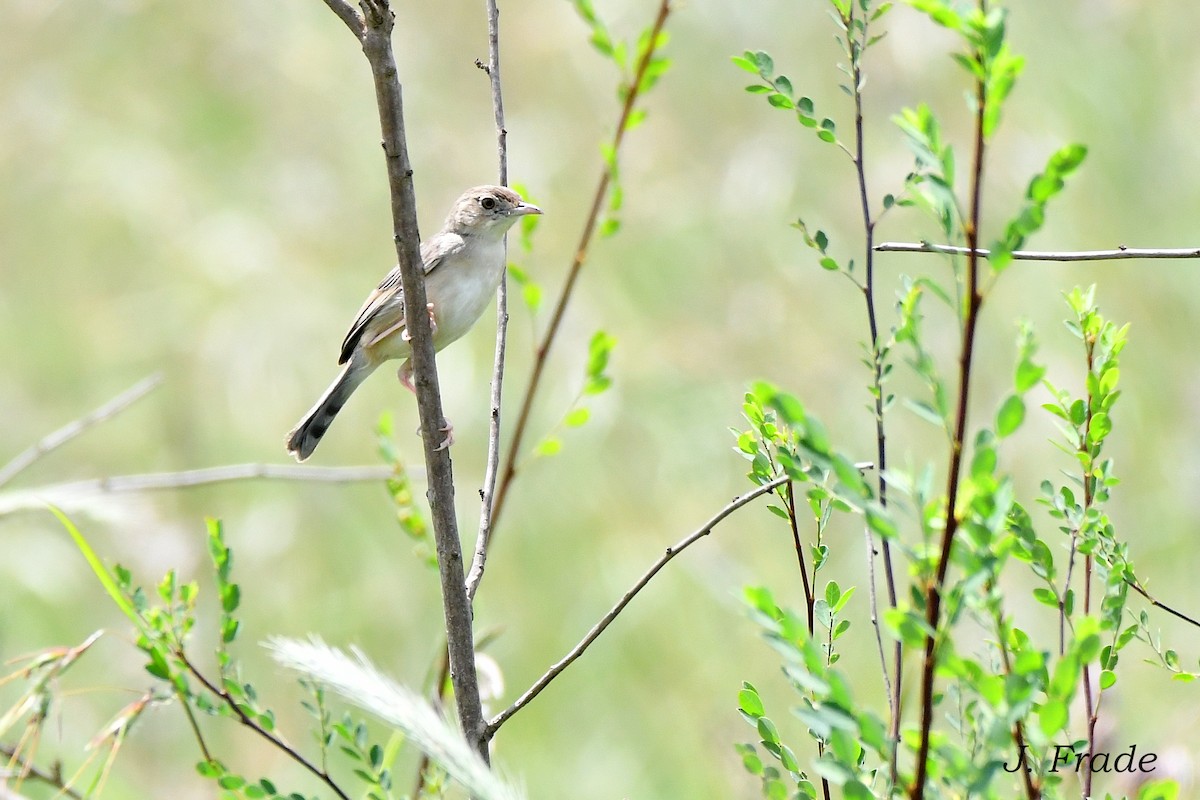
[268,637,524,800]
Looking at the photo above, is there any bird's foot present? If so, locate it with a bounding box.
[415,418,454,451]
[400,303,437,341]
[398,363,416,394]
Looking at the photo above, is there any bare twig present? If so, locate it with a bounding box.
[1127,579,1200,629]
[0,745,82,799]
[177,697,214,765]
[419,3,508,794]
[838,3,901,777]
[875,242,1200,261]
[467,0,510,605]
[486,0,673,539]
[781,482,814,632]
[486,475,786,736]
[319,0,365,37]
[0,464,396,519]
[0,373,163,489]
[320,0,488,762]
[18,464,396,495]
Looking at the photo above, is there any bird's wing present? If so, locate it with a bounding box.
[337,233,465,365]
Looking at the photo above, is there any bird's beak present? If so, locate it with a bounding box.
[512,202,543,216]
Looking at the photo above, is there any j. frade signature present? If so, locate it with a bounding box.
[1004,744,1157,774]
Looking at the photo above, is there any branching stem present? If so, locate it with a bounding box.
[486,476,785,735]
[486,0,672,539]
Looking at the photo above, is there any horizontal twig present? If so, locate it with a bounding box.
[874,242,1200,261]
[0,464,400,518]
[486,475,787,736]
[0,373,164,489]
[44,463,398,493]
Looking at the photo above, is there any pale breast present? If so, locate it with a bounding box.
[424,235,506,351]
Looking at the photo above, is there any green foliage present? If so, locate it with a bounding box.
[736,587,888,799]
[45,512,419,800]
[332,715,394,800]
[990,145,1087,270]
[572,0,671,238]
[730,1,1190,799]
[377,413,433,566]
[894,104,959,239]
[535,331,616,458]
[508,181,544,314]
[733,50,839,145]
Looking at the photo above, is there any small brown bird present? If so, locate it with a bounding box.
[286,185,542,461]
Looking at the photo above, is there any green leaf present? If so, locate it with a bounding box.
[751,50,774,77]
[731,55,759,74]
[1038,698,1068,736]
[1088,412,1112,443]
[996,395,1025,438]
[905,399,945,428]
[1015,359,1045,393]
[585,375,612,395]
[51,507,141,626]
[221,584,240,614]
[738,683,765,718]
[910,0,965,30]
[565,407,591,427]
[537,437,562,456]
[1032,587,1058,608]
[587,331,616,378]
[865,506,897,539]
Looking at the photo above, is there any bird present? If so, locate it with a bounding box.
[285,185,542,461]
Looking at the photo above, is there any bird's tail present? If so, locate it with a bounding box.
[286,361,374,461]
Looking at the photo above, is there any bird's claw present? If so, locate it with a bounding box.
[416,419,454,451]
[400,303,438,342]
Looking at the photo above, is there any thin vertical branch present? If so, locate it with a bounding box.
[1059,536,1077,655]
[1081,551,1097,797]
[783,481,815,633]
[909,66,988,800]
[1079,342,1098,798]
[992,606,1041,799]
[467,0,510,605]
[485,0,672,539]
[781,479,827,800]
[842,3,902,779]
[319,0,487,762]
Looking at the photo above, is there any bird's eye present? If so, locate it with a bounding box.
[480,196,497,210]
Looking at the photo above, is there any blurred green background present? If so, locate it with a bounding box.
[3,0,1199,797]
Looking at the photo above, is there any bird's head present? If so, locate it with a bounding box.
[445,185,543,238]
